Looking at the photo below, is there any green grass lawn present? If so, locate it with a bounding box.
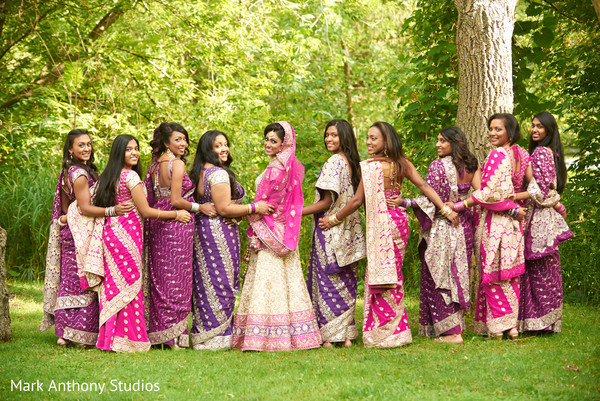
[1,280,598,401]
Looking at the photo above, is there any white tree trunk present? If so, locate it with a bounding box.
[593,0,600,22]
[454,0,517,162]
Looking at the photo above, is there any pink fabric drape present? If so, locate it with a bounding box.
[248,121,305,255]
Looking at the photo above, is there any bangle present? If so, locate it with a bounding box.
[555,204,566,215]
[157,210,161,219]
[251,203,256,213]
[247,204,252,215]
[463,200,469,209]
[190,202,200,213]
[328,214,342,226]
[105,206,116,217]
[440,205,452,218]
[453,201,466,212]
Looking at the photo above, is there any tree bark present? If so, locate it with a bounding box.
[0,8,125,111]
[0,227,10,342]
[454,0,518,163]
[593,0,600,22]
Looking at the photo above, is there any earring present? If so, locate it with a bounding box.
[384,147,389,157]
[165,148,176,158]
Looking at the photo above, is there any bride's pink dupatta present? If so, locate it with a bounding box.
[247,121,304,256]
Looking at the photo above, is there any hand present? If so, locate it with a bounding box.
[515,207,527,222]
[318,215,333,231]
[59,215,68,225]
[199,203,217,218]
[115,202,135,216]
[386,196,403,209]
[254,201,274,215]
[175,210,191,223]
[445,201,455,211]
[224,217,239,226]
[554,202,567,220]
[446,210,460,227]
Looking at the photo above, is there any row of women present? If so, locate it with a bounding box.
[41,112,572,352]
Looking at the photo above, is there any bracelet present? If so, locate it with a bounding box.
[440,205,452,218]
[190,202,200,213]
[453,201,466,213]
[328,214,342,226]
[251,203,256,214]
[555,204,566,215]
[157,210,161,219]
[464,200,469,209]
[402,198,414,208]
[104,206,116,217]
[247,204,252,215]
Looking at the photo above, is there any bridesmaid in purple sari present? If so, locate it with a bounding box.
[302,119,366,348]
[41,129,133,346]
[515,112,573,333]
[144,122,198,348]
[88,135,190,352]
[188,131,272,350]
[400,127,481,344]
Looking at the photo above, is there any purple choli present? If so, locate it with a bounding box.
[144,158,195,346]
[41,166,100,345]
[518,147,573,333]
[191,167,245,350]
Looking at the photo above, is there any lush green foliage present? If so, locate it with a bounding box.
[0,0,598,303]
[2,281,599,400]
[393,0,600,304]
[0,0,410,279]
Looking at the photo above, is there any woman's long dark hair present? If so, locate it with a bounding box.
[439,126,478,175]
[94,135,142,207]
[150,122,190,163]
[371,122,410,182]
[61,129,98,180]
[324,119,361,191]
[487,113,522,145]
[189,130,239,200]
[529,111,567,193]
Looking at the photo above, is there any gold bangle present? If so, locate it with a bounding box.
[440,205,452,217]
[329,214,342,226]
[463,200,469,209]
[157,210,161,219]
[247,204,252,215]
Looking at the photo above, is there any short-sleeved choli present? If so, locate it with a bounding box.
[115,169,142,204]
[208,169,230,187]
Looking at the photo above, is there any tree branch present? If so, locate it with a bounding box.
[0,8,125,111]
[593,0,600,22]
[542,0,584,24]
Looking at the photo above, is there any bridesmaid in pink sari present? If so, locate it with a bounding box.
[452,113,530,340]
[89,135,190,352]
[320,122,459,348]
